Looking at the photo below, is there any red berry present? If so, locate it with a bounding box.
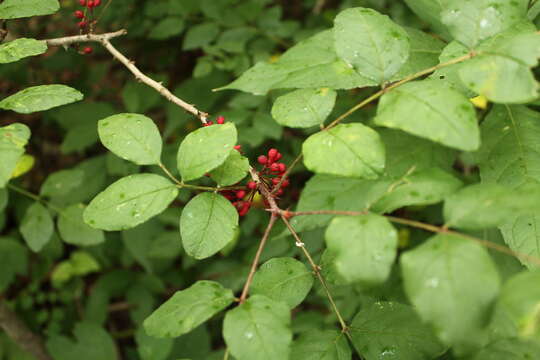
[272,178,280,185]
[203,121,214,127]
[216,116,225,124]
[234,145,242,152]
[276,189,284,196]
[74,10,84,18]
[87,0,94,8]
[79,0,86,5]
[277,163,286,173]
[239,201,251,216]
[247,181,257,190]
[268,148,278,161]
[257,155,268,165]
[281,179,290,188]
[236,190,246,199]
[94,0,101,5]
[78,21,88,28]
[275,152,282,161]
[83,46,93,54]
[269,163,280,172]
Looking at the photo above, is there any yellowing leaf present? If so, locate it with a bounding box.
[11,154,34,178]
[470,95,488,109]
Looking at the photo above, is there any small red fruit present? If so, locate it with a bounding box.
[277,163,286,173]
[276,189,284,196]
[281,179,290,188]
[269,163,280,172]
[234,145,242,152]
[272,178,280,185]
[216,116,225,124]
[247,181,257,190]
[79,0,86,6]
[87,0,94,8]
[78,21,88,28]
[74,10,84,18]
[257,155,268,165]
[83,46,93,54]
[94,0,102,5]
[236,190,246,199]
[268,148,278,161]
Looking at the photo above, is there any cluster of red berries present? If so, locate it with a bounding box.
[203,116,289,217]
[226,150,289,217]
[74,0,103,54]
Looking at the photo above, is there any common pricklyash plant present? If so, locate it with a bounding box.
[3,0,540,359]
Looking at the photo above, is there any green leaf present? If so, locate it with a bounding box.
[84,174,178,231]
[350,301,446,360]
[177,122,237,182]
[251,257,313,309]
[333,7,409,84]
[40,169,85,199]
[290,174,392,233]
[290,330,351,360]
[379,129,457,177]
[20,202,53,252]
[498,270,540,340]
[0,0,59,19]
[440,0,528,48]
[302,124,385,179]
[401,234,501,355]
[271,88,337,128]
[444,183,540,229]
[472,338,540,360]
[372,168,463,213]
[223,295,292,360]
[391,27,445,81]
[459,32,540,104]
[180,192,239,259]
[325,214,397,285]
[135,328,174,360]
[183,22,219,50]
[46,322,117,360]
[208,150,249,186]
[58,204,105,246]
[143,280,234,338]
[98,113,162,165]
[476,106,540,267]
[402,0,450,39]
[219,30,377,95]
[0,85,83,114]
[149,17,185,40]
[0,123,30,188]
[0,38,47,63]
[0,238,28,292]
[374,80,480,151]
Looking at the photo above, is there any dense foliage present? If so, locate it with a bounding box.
[2,0,540,359]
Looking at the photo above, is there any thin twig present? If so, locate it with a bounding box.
[323,52,475,131]
[280,215,350,337]
[44,29,126,46]
[279,52,476,180]
[43,30,209,124]
[0,302,52,360]
[280,208,540,267]
[239,214,278,303]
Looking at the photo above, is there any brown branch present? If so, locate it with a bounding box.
[43,30,209,124]
[279,208,540,267]
[238,214,278,303]
[0,302,52,360]
[280,215,350,336]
